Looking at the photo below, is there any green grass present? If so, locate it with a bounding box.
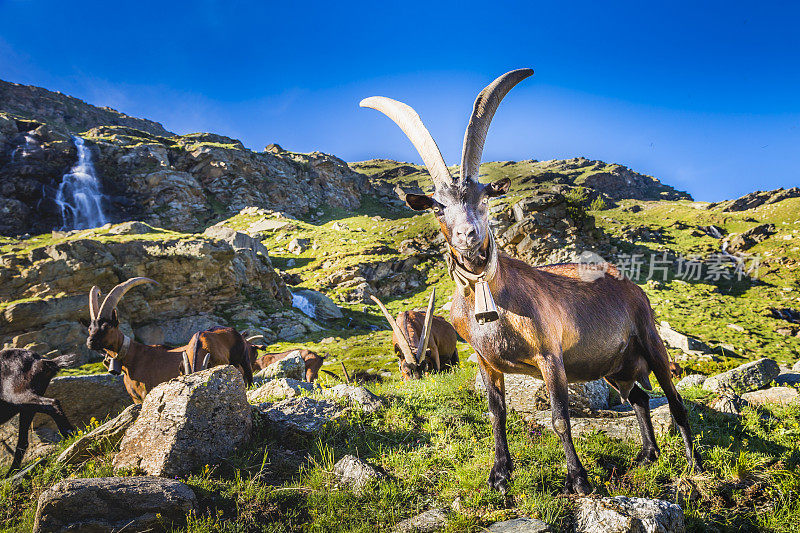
[3,366,800,532]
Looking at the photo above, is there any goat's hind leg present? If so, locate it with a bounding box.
[606,376,660,465]
[21,394,75,438]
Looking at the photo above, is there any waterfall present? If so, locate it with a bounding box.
[55,136,108,230]
[291,291,316,318]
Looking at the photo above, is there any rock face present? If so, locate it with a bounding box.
[1,80,173,136]
[574,496,685,533]
[487,517,552,532]
[657,322,712,355]
[32,476,196,533]
[333,454,384,494]
[57,404,141,465]
[702,358,781,394]
[113,366,251,477]
[676,374,707,390]
[0,225,290,361]
[475,373,609,412]
[726,224,776,253]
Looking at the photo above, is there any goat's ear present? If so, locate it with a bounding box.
[405,193,434,211]
[79,317,90,328]
[110,309,120,326]
[486,178,511,197]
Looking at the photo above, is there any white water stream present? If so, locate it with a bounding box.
[55,136,108,230]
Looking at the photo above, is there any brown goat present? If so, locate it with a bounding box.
[183,327,253,385]
[82,278,251,403]
[250,347,325,382]
[371,290,458,379]
[361,69,702,495]
[1,349,77,476]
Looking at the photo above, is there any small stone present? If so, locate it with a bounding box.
[393,508,448,533]
[487,517,552,532]
[676,374,707,390]
[288,237,310,254]
[575,496,685,533]
[257,396,346,436]
[708,394,742,416]
[333,454,384,494]
[323,384,383,413]
[726,323,745,332]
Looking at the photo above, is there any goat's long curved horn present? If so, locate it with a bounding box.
[417,288,437,370]
[97,277,159,319]
[89,286,100,320]
[370,295,415,365]
[182,351,191,375]
[246,335,266,343]
[460,69,534,182]
[360,96,453,190]
[201,353,211,371]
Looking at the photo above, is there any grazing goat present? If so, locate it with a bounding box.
[0,348,76,476]
[371,289,458,379]
[361,69,703,494]
[249,343,327,383]
[82,278,252,403]
[182,327,253,386]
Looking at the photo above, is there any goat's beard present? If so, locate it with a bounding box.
[456,240,490,274]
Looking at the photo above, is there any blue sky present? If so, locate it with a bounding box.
[1,0,798,201]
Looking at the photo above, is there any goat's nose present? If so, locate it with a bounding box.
[455,226,478,246]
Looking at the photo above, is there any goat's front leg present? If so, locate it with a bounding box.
[6,411,33,476]
[21,395,74,438]
[478,356,513,493]
[538,353,592,495]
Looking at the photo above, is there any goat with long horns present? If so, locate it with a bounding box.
[82,278,253,403]
[360,69,702,494]
[371,289,458,379]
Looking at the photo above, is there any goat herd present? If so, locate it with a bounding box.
[1,69,702,496]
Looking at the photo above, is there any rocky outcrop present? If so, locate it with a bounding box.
[113,366,251,476]
[247,377,317,401]
[323,384,383,413]
[475,373,610,412]
[741,387,799,407]
[32,476,196,533]
[0,80,173,136]
[709,187,800,212]
[0,224,290,360]
[291,288,343,320]
[702,358,780,394]
[574,496,684,533]
[255,396,346,437]
[725,223,776,253]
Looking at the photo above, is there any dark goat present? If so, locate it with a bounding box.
[361,69,702,494]
[371,289,459,379]
[0,348,77,476]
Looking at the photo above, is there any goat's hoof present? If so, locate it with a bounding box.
[635,447,659,465]
[487,463,512,494]
[564,472,593,495]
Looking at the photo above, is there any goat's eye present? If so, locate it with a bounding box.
[482,197,489,205]
[433,205,442,215]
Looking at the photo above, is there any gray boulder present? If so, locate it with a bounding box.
[113,366,251,476]
[475,373,609,412]
[676,374,707,390]
[742,387,799,407]
[657,322,711,354]
[256,396,346,436]
[292,288,343,320]
[793,360,800,372]
[247,377,317,402]
[33,476,197,533]
[288,237,310,254]
[774,371,800,387]
[323,384,383,413]
[36,373,132,432]
[531,403,673,441]
[333,454,384,494]
[254,351,305,382]
[702,358,780,393]
[57,404,141,465]
[487,517,552,532]
[575,496,684,533]
[393,508,447,532]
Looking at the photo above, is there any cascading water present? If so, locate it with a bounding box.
[291,291,316,318]
[55,136,108,230]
